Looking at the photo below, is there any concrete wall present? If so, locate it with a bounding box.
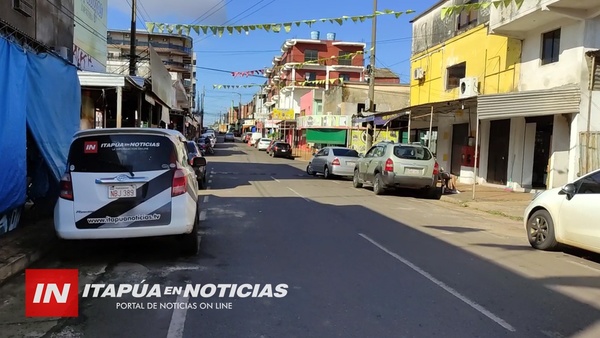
[323,83,410,116]
[300,91,314,116]
[412,0,491,55]
[0,0,74,52]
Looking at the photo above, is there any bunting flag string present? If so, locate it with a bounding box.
[145,9,414,37]
[441,0,524,18]
[232,69,264,77]
[213,84,265,89]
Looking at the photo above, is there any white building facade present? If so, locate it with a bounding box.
[476,0,600,190]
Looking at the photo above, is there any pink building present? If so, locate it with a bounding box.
[300,91,314,116]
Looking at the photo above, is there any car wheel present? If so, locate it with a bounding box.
[181,208,200,256]
[353,169,363,188]
[323,166,330,179]
[526,209,558,251]
[306,164,315,176]
[373,173,385,195]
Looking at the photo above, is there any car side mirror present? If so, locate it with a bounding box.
[559,183,576,200]
[192,157,206,167]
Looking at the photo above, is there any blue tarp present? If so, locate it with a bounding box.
[0,38,80,214]
[0,39,28,214]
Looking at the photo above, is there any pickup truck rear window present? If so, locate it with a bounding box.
[393,146,432,160]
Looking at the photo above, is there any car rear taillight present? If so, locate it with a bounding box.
[172,168,187,197]
[274,146,278,151]
[59,172,73,200]
[332,158,340,166]
[433,162,440,176]
[384,158,394,172]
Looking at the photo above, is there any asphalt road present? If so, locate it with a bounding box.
[1,137,600,338]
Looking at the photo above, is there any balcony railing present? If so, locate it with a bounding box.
[106,38,192,54]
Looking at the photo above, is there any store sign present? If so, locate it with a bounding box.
[272,109,295,120]
[297,115,349,128]
[73,0,107,72]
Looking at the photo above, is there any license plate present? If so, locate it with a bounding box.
[346,161,355,166]
[405,168,422,175]
[108,185,136,199]
[281,149,287,152]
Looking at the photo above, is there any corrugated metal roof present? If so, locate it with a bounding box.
[478,84,581,120]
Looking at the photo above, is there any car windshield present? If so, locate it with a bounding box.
[332,148,359,157]
[393,145,432,160]
[68,134,176,172]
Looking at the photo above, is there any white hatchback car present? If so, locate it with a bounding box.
[524,168,600,254]
[54,128,205,255]
[257,138,271,151]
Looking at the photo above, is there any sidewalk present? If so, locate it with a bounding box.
[292,148,313,162]
[441,183,534,221]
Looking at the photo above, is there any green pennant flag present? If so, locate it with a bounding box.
[294,21,302,27]
[234,26,243,34]
[481,2,492,9]
[492,1,503,8]
[341,16,349,21]
[283,23,292,33]
[441,7,450,18]
[213,85,217,89]
[248,25,256,30]
[272,24,281,33]
[167,25,174,33]
[146,22,155,33]
[210,26,217,35]
[320,18,328,23]
[263,24,271,32]
[176,25,183,35]
[515,0,525,8]
[503,0,512,7]
[375,11,384,15]
[157,23,165,33]
[183,25,191,36]
[359,16,366,22]
[256,24,264,30]
[200,26,208,34]
[406,9,415,14]
[351,16,360,23]
[334,18,343,25]
[226,26,234,35]
[384,9,394,14]
[192,25,200,35]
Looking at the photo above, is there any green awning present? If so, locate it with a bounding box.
[306,129,347,145]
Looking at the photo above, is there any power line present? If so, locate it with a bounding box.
[196,65,265,78]
[190,0,232,25]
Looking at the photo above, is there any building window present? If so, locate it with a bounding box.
[457,0,479,30]
[541,29,561,65]
[446,62,466,89]
[339,74,350,82]
[338,51,352,65]
[305,72,317,81]
[315,100,323,114]
[304,50,319,62]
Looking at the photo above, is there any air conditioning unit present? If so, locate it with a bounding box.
[413,68,425,80]
[459,77,479,99]
[13,0,33,17]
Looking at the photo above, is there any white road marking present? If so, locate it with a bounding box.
[208,180,212,184]
[203,196,209,203]
[287,187,310,202]
[566,259,600,273]
[376,196,390,201]
[438,230,454,236]
[330,180,340,184]
[199,210,207,221]
[270,176,280,183]
[209,175,213,178]
[166,295,190,338]
[359,233,516,332]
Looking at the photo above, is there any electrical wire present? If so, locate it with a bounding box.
[190,0,233,25]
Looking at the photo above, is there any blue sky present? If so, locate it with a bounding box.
[107,0,441,125]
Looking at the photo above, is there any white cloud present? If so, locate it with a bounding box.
[109,0,228,24]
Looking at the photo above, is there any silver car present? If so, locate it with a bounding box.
[307,147,360,178]
[353,142,441,198]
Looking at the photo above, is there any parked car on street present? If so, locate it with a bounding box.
[186,141,207,189]
[269,142,293,159]
[306,147,360,178]
[523,168,600,254]
[54,128,205,255]
[352,142,441,198]
[224,132,235,142]
[257,138,271,151]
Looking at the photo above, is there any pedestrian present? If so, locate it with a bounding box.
[439,167,459,194]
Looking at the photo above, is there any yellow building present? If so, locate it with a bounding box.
[404,0,522,185]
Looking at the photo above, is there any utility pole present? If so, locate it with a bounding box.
[365,0,377,149]
[238,93,242,134]
[200,86,205,130]
[129,0,137,76]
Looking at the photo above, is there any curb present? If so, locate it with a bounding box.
[439,196,524,222]
[0,243,56,285]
